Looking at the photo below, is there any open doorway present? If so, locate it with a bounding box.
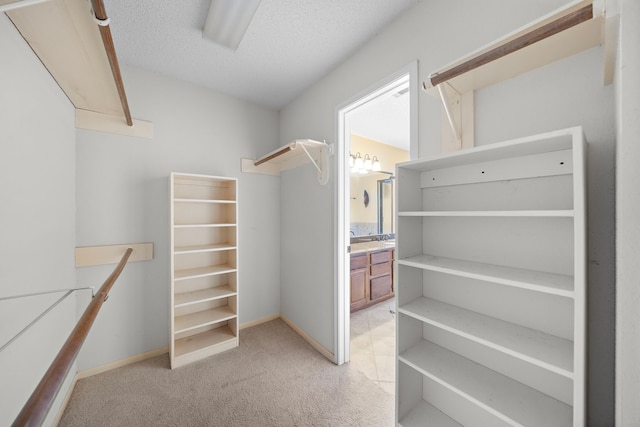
[334,63,418,380]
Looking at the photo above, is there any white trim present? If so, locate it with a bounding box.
[334,61,419,366]
[76,347,169,380]
[280,314,335,361]
[239,313,281,329]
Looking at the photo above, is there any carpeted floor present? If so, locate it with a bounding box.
[59,319,394,427]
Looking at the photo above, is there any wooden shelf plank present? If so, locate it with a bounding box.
[174,286,236,307]
[174,244,236,254]
[399,297,573,377]
[399,340,572,426]
[174,325,236,357]
[174,265,236,281]
[174,306,236,334]
[174,223,236,228]
[399,400,462,427]
[399,210,574,217]
[174,199,236,204]
[242,139,327,175]
[398,254,573,297]
[7,0,124,117]
[423,0,604,94]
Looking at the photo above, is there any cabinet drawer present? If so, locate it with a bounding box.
[370,249,392,265]
[350,253,368,270]
[370,275,392,300]
[370,261,391,277]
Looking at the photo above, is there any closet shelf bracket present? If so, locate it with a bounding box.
[242,139,333,185]
[436,83,461,145]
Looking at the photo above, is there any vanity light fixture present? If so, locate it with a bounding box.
[354,152,364,169]
[363,154,373,171]
[350,152,382,174]
[372,156,381,171]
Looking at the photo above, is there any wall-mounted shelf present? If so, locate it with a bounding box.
[423,0,617,150]
[6,0,153,138]
[423,0,614,94]
[75,243,153,267]
[242,139,332,184]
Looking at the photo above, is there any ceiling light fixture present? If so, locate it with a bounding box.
[203,0,262,51]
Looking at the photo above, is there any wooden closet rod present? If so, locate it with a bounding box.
[429,4,593,88]
[90,0,133,126]
[255,145,294,166]
[12,248,133,427]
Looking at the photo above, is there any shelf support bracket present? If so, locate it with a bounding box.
[434,82,474,152]
[299,142,322,174]
[437,83,462,144]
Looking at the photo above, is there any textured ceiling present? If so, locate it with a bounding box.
[105,0,419,110]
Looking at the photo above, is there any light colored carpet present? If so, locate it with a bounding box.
[59,319,394,427]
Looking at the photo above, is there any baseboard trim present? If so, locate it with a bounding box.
[77,346,169,380]
[280,314,335,362]
[240,313,281,330]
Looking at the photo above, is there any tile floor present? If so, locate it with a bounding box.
[349,299,396,395]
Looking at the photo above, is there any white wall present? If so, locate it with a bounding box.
[75,66,282,370]
[279,0,616,424]
[476,46,616,427]
[616,0,640,424]
[0,14,77,426]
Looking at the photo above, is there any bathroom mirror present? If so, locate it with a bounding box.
[350,171,394,239]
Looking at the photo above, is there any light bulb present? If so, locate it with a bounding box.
[363,154,372,170]
[372,156,381,171]
[354,152,363,169]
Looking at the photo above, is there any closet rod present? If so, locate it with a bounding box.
[254,145,294,166]
[12,248,133,427]
[90,0,133,126]
[0,287,95,302]
[428,4,593,88]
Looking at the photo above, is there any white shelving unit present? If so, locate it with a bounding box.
[395,127,586,426]
[170,173,239,369]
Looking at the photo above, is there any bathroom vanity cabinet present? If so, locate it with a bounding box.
[350,246,395,312]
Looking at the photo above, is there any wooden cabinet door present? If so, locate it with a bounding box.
[350,268,368,310]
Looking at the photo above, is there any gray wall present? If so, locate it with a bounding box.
[616,0,640,424]
[75,66,282,370]
[0,14,77,425]
[279,0,616,424]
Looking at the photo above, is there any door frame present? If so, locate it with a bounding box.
[333,61,418,365]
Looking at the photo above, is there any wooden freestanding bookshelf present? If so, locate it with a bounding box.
[395,127,586,426]
[169,173,239,369]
